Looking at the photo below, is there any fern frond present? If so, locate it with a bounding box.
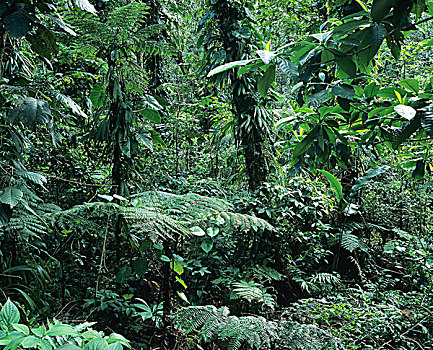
[218,212,274,233]
[107,3,149,31]
[253,265,283,281]
[278,320,343,349]
[133,191,233,220]
[122,207,189,240]
[309,273,341,288]
[173,305,276,350]
[340,233,368,253]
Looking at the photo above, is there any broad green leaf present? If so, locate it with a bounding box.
[394,105,416,120]
[89,83,106,108]
[331,84,356,100]
[120,140,131,157]
[57,345,82,350]
[160,255,170,262]
[82,330,102,340]
[54,92,87,118]
[333,19,370,34]
[108,333,130,348]
[133,259,148,276]
[27,25,59,59]
[191,226,206,236]
[358,24,387,66]
[108,343,122,350]
[12,324,29,335]
[150,130,166,148]
[201,241,213,253]
[170,261,184,275]
[21,336,40,348]
[136,132,153,151]
[371,0,393,23]
[207,60,254,77]
[318,170,343,202]
[17,171,47,185]
[386,34,401,59]
[393,114,421,149]
[412,159,425,180]
[238,62,263,76]
[4,336,25,350]
[376,87,407,99]
[8,98,52,126]
[258,64,275,97]
[428,0,433,15]
[351,166,389,194]
[0,187,23,208]
[206,227,219,237]
[306,89,331,107]
[364,82,380,98]
[142,95,163,110]
[336,57,357,78]
[398,79,419,93]
[40,339,52,350]
[138,109,161,123]
[84,339,109,350]
[46,324,79,337]
[0,204,11,227]
[292,126,318,158]
[1,300,20,324]
[4,7,35,38]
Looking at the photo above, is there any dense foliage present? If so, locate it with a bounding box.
[1,0,433,349]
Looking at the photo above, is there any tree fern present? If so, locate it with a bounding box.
[52,190,274,245]
[132,191,233,219]
[122,206,190,241]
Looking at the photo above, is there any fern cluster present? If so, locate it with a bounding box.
[173,305,276,350]
[173,305,343,350]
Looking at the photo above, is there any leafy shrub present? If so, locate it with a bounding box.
[0,299,130,350]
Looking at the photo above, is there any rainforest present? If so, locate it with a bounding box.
[1,0,433,349]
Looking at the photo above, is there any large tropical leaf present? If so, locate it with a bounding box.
[7,98,52,126]
[258,65,275,97]
[0,187,23,208]
[3,6,35,38]
[318,170,343,202]
[371,0,394,23]
[207,60,255,77]
[358,24,387,66]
